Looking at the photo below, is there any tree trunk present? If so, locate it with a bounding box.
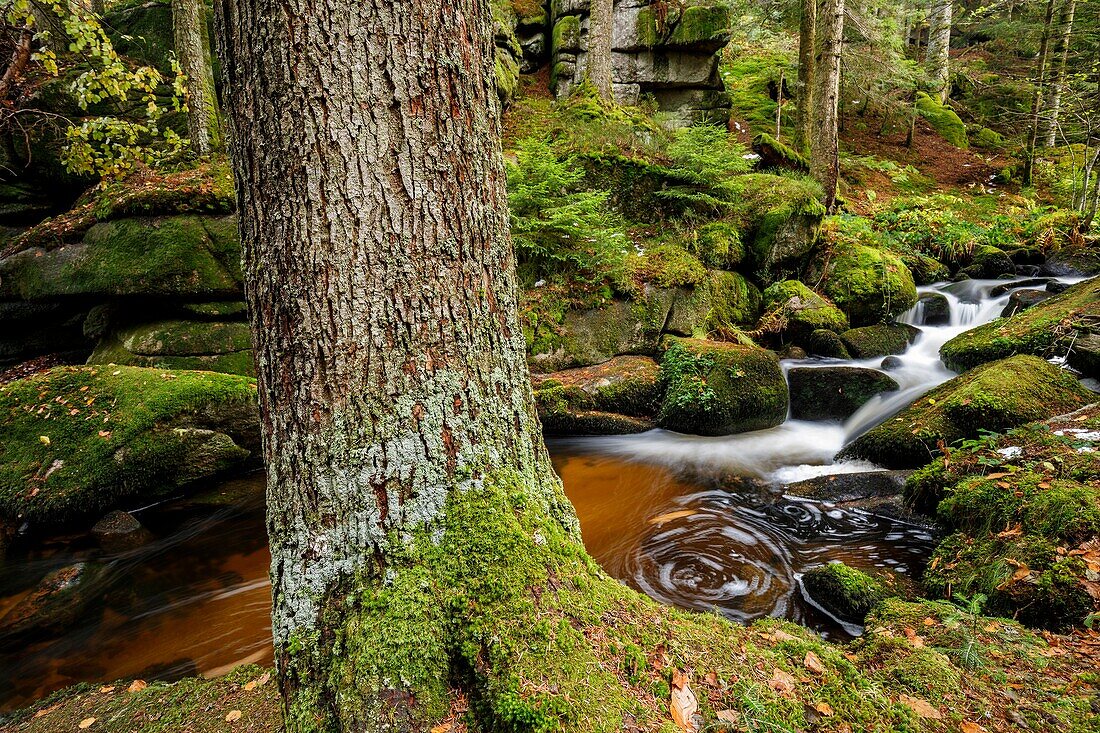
[215,0,578,728]
[810,0,844,213]
[1024,0,1056,185]
[587,0,615,102]
[796,0,817,155]
[1040,0,1076,147]
[173,0,220,155]
[926,0,952,103]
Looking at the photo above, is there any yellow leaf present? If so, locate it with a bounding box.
[649,510,697,525]
[715,709,739,724]
[225,710,242,723]
[960,723,987,733]
[769,668,797,696]
[814,702,834,716]
[670,671,698,732]
[98,686,114,694]
[803,651,825,675]
[39,435,50,446]
[898,695,941,719]
[430,724,453,733]
[78,719,96,730]
[127,680,147,692]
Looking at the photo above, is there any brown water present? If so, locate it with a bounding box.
[0,445,933,713]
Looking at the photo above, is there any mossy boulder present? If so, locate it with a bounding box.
[801,563,893,623]
[900,251,950,285]
[812,240,918,326]
[803,328,851,359]
[907,404,1100,629]
[0,215,242,301]
[751,133,809,173]
[1040,244,1100,277]
[533,356,661,435]
[657,339,787,435]
[787,366,899,421]
[689,221,746,270]
[89,320,255,376]
[726,174,825,280]
[915,92,968,148]
[528,296,669,372]
[702,270,763,333]
[0,366,259,534]
[940,276,1100,372]
[841,355,1093,469]
[959,245,1015,279]
[761,280,848,343]
[840,324,920,359]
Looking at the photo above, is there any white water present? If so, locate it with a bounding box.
[572,276,1091,484]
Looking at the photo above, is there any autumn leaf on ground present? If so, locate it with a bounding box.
[715,710,739,724]
[814,702,834,716]
[225,710,242,722]
[960,722,988,733]
[904,628,925,648]
[898,694,942,719]
[127,680,147,692]
[431,724,453,733]
[670,670,698,732]
[803,650,825,675]
[78,719,96,730]
[769,667,797,696]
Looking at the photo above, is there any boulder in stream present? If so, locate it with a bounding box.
[534,356,661,435]
[840,324,920,359]
[760,280,848,343]
[1000,289,1052,318]
[92,510,153,553]
[912,293,950,326]
[810,240,917,327]
[841,355,1094,469]
[657,339,787,436]
[787,367,899,422]
[0,562,104,642]
[803,329,850,359]
[801,563,894,624]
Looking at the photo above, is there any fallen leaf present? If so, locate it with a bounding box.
[225,710,242,723]
[898,695,941,720]
[649,510,697,525]
[922,617,937,626]
[960,723,987,733]
[769,668,797,696]
[98,686,114,694]
[715,709,739,724]
[996,525,1023,539]
[78,719,96,730]
[127,680,147,692]
[39,435,50,446]
[803,650,825,675]
[904,628,925,648]
[769,630,798,643]
[430,724,453,733]
[670,671,698,732]
[814,702,834,716]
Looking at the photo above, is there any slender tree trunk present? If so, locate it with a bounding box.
[810,0,844,213]
[796,0,817,155]
[926,0,952,102]
[1040,0,1076,147]
[587,0,615,102]
[174,0,221,155]
[1024,0,1056,185]
[90,0,104,14]
[215,0,576,728]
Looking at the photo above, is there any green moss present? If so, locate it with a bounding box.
[719,52,795,136]
[761,280,848,341]
[802,563,892,623]
[688,221,745,269]
[634,244,708,288]
[970,126,1005,150]
[703,270,762,333]
[552,14,581,51]
[900,251,951,285]
[752,133,809,173]
[725,174,825,279]
[842,355,1093,469]
[813,223,918,326]
[960,244,1014,279]
[940,276,1100,371]
[0,366,258,530]
[635,3,732,47]
[657,338,787,435]
[915,92,969,149]
[840,324,918,359]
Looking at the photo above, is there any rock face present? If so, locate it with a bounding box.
[657,339,788,435]
[550,0,732,125]
[840,324,920,359]
[0,366,260,533]
[841,355,1093,469]
[534,355,661,434]
[787,367,898,421]
[89,318,255,376]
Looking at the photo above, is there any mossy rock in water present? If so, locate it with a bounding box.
[803,328,851,359]
[0,215,242,301]
[840,324,920,359]
[528,295,670,372]
[900,251,951,286]
[906,403,1100,629]
[959,245,1015,279]
[761,280,848,343]
[842,355,1093,469]
[915,92,968,148]
[533,356,662,434]
[788,366,898,421]
[940,276,1100,372]
[657,338,787,435]
[811,240,918,327]
[89,320,255,376]
[0,366,259,533]
[801,563,893,623]
[1040,243,1100,277]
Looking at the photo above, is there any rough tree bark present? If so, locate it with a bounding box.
[1040,0,1076,147]
[926,0,952,102]
[173,0,220,155]
[587,0,615,101]
[1025,0,1056,185]
[796,0,817,155]
[810,0,844,212]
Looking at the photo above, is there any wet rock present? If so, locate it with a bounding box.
[804,329,850,359]
[840,324,920,359]
[787,367,899,421]
[780,345,808,360]
[880,356,904,371]
[802,563,893,624]
[912,293,950,326]
[658,339,787,436]
[999,289,1052,318]
[1067,332,1100,379]
[0,562,104,641]
[841,355,1093,469]
[539,409,654,436]
[989,278,1051,297]
[810,242,917,326]
[534,356,662,434]
[960,245,1015,279]
[1039,246,1100,277]
[88,319,255,376]
[92,510,153,553]
[786,470,908,503]
[1047,280,1071,294]
[901,252,950,286]
[528,296,668,372]
[761,280,848,343]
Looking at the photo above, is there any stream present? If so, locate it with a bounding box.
[0,275,1091,712]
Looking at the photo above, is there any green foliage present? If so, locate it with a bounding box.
[507,138,627,285]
